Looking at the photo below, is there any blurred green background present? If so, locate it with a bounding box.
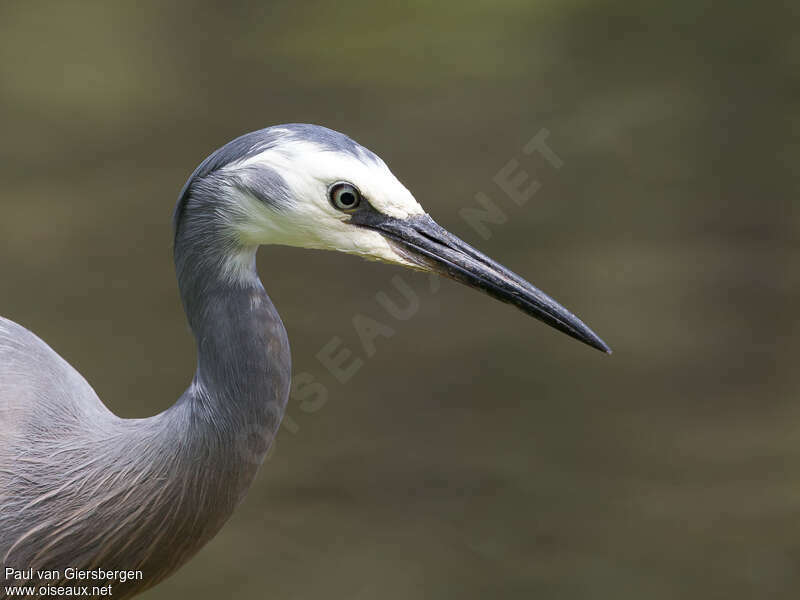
[0,1,798,598]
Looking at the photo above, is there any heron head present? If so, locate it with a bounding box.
[176,124,609,352]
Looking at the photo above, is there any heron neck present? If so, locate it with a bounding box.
[173,226,291,459]
[48,236,294,591]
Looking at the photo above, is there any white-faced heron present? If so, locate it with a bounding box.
[0,124,609,599]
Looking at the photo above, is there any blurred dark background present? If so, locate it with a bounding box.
[1,1,798,598]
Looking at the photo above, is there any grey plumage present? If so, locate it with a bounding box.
[1,129,294,598]
[0,123,608,600]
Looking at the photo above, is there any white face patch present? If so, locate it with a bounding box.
[219,135,425,267]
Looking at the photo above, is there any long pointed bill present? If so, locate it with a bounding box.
[350,212,611,353]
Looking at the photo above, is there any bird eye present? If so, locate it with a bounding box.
[329,182,361,212]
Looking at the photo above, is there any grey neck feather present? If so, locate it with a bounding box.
[171,186,291,485]
[1,179,291,598]
[122,193,292,588]
[115,193,293,589]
